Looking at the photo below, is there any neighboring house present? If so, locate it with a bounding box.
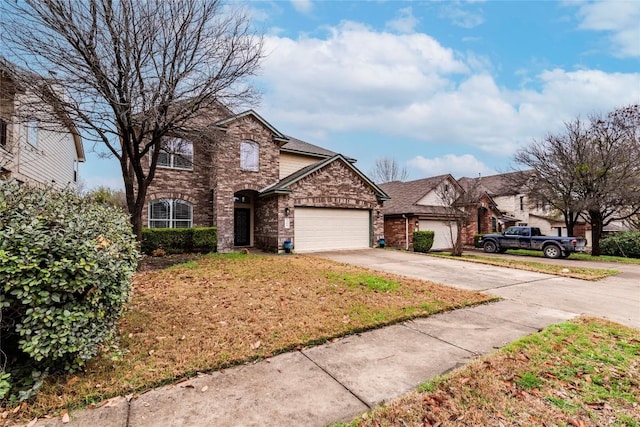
[456,178,503,245]
[143,108,389,253]
[379,174,466,251]
[0,59,84,189]
[460,171,587,240]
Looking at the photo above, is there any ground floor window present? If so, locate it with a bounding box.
[149,199,192,228]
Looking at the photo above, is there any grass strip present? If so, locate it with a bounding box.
[340,316,640,427]
[506,249,640,265]
[430,252,618,280]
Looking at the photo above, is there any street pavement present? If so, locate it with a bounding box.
[25,249,639,427]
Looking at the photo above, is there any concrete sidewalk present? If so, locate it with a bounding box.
[28,299,576,427]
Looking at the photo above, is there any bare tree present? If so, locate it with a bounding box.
[514,120,588,237]
[515,105,640,255]
[1,0,263,239]
[369,157,408,183]
[434,177,475,256]
[577,105,640,255]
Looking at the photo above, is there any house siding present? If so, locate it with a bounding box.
[1,85,82,189]
[279,152,321,179]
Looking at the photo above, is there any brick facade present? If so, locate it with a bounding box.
[144,112,386,253]
[457,194,502,246]
[288,160,385,245]
[384,216,418,250]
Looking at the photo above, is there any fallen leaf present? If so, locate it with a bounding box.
[201,386,208,392]
[251,340,261,350]
[61,411,70,423]
[584,374,592,383]
[26,418,38,427]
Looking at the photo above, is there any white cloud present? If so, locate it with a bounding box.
[408,154,496,178]
[575,0,640,57]
[438,4,484,29]
[259,22,640,161]
[385,7,419,34]
[290,0,313,15]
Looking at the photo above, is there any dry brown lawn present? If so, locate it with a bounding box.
[15,252,493,419]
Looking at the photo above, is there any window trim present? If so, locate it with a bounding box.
[26,119,39,148]
[148,199,193,228]
[240,140,259,172]
[0,118,7,149]
[153,137,193,170]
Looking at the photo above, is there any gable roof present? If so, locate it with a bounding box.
[260,154,389,201]
[459,170,534,197]
[214,109,289,145]
[379,174,462,216]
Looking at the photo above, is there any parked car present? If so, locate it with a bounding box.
[479,226,587,259]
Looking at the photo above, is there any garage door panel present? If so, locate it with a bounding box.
[295,208,370,252]
[418,220,457,251]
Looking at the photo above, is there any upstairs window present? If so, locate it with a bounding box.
[156,137,193,170]
[148,199,192,228]
[240,141,259,171]
[519,196,524,211]
[26,119,39,147]
[0,119,7,148]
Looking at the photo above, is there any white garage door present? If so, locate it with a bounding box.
[418,220,457,251]
[294,208,371,252]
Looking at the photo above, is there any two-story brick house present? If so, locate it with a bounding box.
[143,108,389,253]
[0,59,84,189]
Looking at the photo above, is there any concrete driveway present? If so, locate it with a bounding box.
[310,249,640,329]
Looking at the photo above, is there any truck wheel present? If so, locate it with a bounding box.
[543,245,562,259]
[483,241,498,253]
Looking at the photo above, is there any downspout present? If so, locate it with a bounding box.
[402,214,409,251]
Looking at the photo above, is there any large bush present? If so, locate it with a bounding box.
[600,231,640,258]
[141,227,217,254]
[413,231,435,253]
[0,181,138,400]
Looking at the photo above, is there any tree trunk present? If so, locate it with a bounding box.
[452,219,464,256]
[589,210,604,256]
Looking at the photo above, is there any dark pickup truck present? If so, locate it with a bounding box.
[478,226,587,259]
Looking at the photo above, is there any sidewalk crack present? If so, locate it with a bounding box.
[299,351,372,410]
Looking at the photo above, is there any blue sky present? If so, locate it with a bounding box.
[82,0,640,189]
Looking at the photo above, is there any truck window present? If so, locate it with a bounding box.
[505,228,518,236]
[531,228,542,236]
[520,229,530,236]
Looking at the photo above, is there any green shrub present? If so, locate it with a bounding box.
[141,227,217,254]
[474,234,485,248]
[413,230,435,253]
[600,231,640,258]
[0,181,138,400]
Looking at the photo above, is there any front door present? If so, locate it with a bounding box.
[234,208,251,246]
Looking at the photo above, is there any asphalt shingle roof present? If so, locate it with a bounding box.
[458,170,534,197]
[379,175,453,216]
